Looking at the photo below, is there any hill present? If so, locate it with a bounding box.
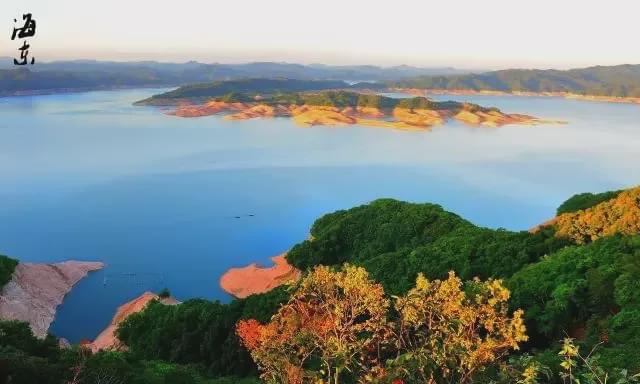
[391,64,640,98]
[2,186,639,382]
[135,78,354,104]
[552,186,640,244]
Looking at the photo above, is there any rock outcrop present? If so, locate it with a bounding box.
[220,254,301,298]
[0,261,104,338]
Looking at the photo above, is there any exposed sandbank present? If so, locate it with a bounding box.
[219,254,301,298]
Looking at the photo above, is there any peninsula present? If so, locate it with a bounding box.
[0,260,104,338]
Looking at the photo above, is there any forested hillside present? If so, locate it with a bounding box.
[391,64,640,97]
[2,186,639,383]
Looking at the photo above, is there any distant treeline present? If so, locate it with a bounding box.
[391,64,640,97]
[138,81,495,113]
[140,78,353,102]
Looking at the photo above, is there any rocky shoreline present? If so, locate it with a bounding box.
[0,261,104,338]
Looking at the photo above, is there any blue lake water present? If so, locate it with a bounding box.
[1,88,639,342]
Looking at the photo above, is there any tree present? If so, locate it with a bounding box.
[238,268,528,384]
[237,265,389,384]
[387,272,528,384]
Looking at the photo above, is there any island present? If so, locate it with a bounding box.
[0,260,104,338]
[136,83,561,129]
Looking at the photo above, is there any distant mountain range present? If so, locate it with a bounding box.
[0,59,467,96]
[2,59,640,99]
[391,64,640,97]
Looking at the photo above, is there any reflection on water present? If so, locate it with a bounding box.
[0,88,639,341]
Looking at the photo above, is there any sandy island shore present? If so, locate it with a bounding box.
[89,291,179,352]
[0,261,104,338]
[220,254,301,299]
[166,101,561,129]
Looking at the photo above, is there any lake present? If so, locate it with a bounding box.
[1,89,639,342]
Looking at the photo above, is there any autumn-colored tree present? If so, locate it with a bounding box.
[554,186,640,244]
[238,268,527,384]
[237,264,389,384]
[386,272,528,384]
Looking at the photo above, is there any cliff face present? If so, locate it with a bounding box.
[90,291,179,352]
[0,261,104,338]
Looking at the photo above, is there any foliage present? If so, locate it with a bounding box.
[0,254,18,288]
[238,266,528,384]
[557,337,640,384]
[0,319,255,384]
[215,90,476,113]
[4,186,640,381]
[286,198,567,295]
[147,79,348,101]
[556,190,623,215]
[0,320,65,384]
[292,92,474,112]
[554,187,640,244]
[237,265,389,383]
[386,272,528,384]
[116,286,290,377]
[508,234,640,370]
[158,288,171,298]
[142,81,499,114]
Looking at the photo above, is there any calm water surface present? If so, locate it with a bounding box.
[1,89,639,341]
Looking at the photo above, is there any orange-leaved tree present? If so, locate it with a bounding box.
[237,267,528,384]
[237,264,389,384]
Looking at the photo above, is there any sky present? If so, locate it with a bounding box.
[1,0,639,70]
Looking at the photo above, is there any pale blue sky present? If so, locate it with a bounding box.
[2,0,638,69]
